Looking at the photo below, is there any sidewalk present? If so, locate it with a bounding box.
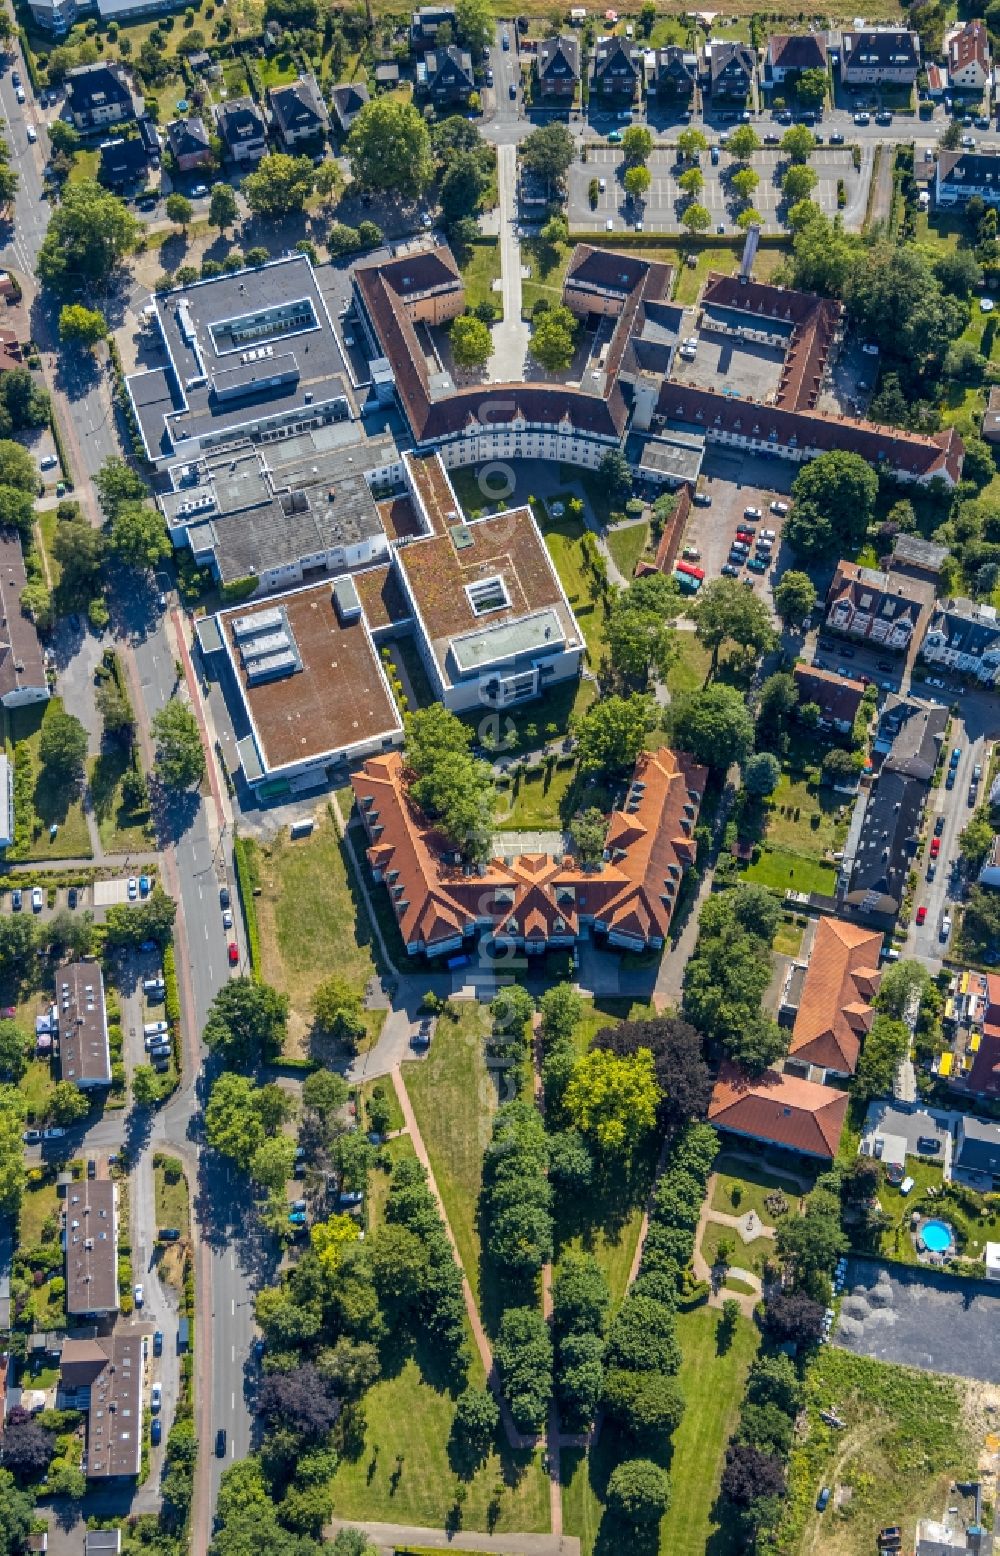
[326,1520,580,1556]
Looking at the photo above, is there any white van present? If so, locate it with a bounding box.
[144,1021,169,1039]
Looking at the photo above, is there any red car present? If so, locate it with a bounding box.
[916,905,927,925]
[227,942,239,966]
[930,837,941,859]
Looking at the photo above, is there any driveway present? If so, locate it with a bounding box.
[834,1258,1000,1383]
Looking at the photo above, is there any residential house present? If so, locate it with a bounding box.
[58,960,112,1090]
[410,3,456,49]
[330,81,370,134]
[98,135,150,191]
[948,19,991,93]
[984,384,1000,443]
[215,98,268,164]
[891,533,950,580]
[921,597,1000,685]
[839,28,920,86]
[66,62,136,133]
[936,149,1000,209]
[765,32,828,84]
[85,1534,123,1555]
[793,663,866,734]
[375,62,401,89]
[927,63,950,96]
[962,974,1000,1101]
[708,1064,849,1160]
[591,35,643,99]
[786,916,883,1079]
[655,45,698,96]
[64,1179,118,1318]
[268,74,328,148]
[0,531,49,709]
[825,561,923,651]
[708,41,756,99]
[423,45,475,102]
[952,1114,1000,1188]
[841,694,947,916]
[165,115,212,173]
[354,743,706,957]
[537,35,581,98]
[60,1336,143,1482]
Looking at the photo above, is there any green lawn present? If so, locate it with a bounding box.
[666,632,712,697]
[328,1356,550,1534]
[765,772,850,858]
[773,917,806,957]
[153,1156,189,1236]
[250,813,384,1058]
[458,240,501,312]
[874,1158,1000,1267]
[561,1306,759,1556]
[556,1204,646,1316]
[777,1348,974,1556]
[7,700,93,862]
[606,521,648,580]
[672,241,789,306]
[19,1059,56,1126]
[404,1002,496,1308]
[539,516,608,669]
[744,845,838,896]
[35,510,62,588]
[89,747,154,855]
[521,236,573,316]
[495,760,578,831]
[710,1155,811,1224]
[19,1176,60,1248]
[367,1134,418,1232]
[359,1078,406,1137]
[700,1219,773,1276]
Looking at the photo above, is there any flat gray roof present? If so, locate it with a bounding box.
[449,607,564,673]
[128,255,350,459]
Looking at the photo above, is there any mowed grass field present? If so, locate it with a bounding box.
[561,1306,759,1556]
[403,1002,497,1307]
[250,812,386,1056]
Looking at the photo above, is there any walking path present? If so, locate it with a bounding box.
[491,142,530,382]
[326,1519,580,1555]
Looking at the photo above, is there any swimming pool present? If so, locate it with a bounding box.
[922,1219,954,1254]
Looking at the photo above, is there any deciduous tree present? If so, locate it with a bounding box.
[243,153,315,217]
[450,312,492,368]
[773,568,817,626]
[347,98,433,196]
[669,682,754,770]
[58,303,107,348]
[151,699,205,789]
[37,181,140,291]
[203,978,289,1069]
[606,1458,671,1524]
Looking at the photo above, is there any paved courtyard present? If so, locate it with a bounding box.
[566,146,867,234]
[834,1258,1000,1383]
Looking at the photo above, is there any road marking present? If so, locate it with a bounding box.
[231,1345,235,1362]
[231,1298,235,1315]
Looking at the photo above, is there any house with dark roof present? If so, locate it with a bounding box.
[708,41,756,99]
[841,694,947,916]
[786,917,883,1078]
[330,81,370,133]
[97,134,149,190]
[215,97,267,164]
[58,961,112,1090]
[953,1115,1000,1188]
[411,3,456,49]
[825,562,924,651]
[66,62,136,132]
[423,44,475,102]
[765,32,828,83]
[921,597,1000,685]
[60,1335,142,1481]
[165,115,211,172]
[936,148,1000,209]
[64,1179,118,1317]
[537,35,581,97]
[793,663,866,734]
[655,45,698,96]
[891,533,949,579]
[708,1065,849,1160]
[592,35,643,98]
[948,19,991,92]
[839,27,920,85]
[268,74,328,148]
[354,741,706,957]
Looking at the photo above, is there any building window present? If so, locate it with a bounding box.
[466,576,510,615]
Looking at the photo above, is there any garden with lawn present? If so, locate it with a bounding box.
[606,520,648,580]
[872,1157,1000,1269]
[6,700,92,863]
[248,812,386,1058]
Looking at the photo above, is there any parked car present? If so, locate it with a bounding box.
[748,557,767,573]
[87,1158,96,1179]
[134,1283,144,1307]
[42,1127,66,1140]
[31,888,42,912]
[743,505,762,520]
[769,500,789,516]
[10,890,20,912]
[139,875,150,896]
[930,837,941,859]
[692,491,712,506]
[22,1129,41,1144]
[940,914,952,942]
[926,861,936,882]
[830,130,845,144]
[222,909,233,930]
[946,769,956,790]
[151,1418,162,1447]
[151,1383,162,1413]
[219,885,231,909]
[216,1429,227,1457]
[816,1487,831,1512]
[721,563,739,577]
[228,942,239,966]
[159,1228,181,1242]
[916,905,927,925]
[950,746,962,767]
[288,1210,307,1226]
[934,815,945,836]
[153,1330,163,1356]
[916,1136,941,1154]
[853,111,869,125]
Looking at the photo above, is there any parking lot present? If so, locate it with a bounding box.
[678,447,795,610]
[835,1257,1000,1383]
[566,146,867,233]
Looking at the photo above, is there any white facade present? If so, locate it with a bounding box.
[434,421,616,472]
[0,755,12,850]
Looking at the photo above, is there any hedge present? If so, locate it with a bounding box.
[48,407,73,486]
[232,832,261,981]
[163,943,182,1079]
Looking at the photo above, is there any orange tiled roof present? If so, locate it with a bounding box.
[708,1063,849,1158]
[351,744,706,952]
[788,916,884,1074]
